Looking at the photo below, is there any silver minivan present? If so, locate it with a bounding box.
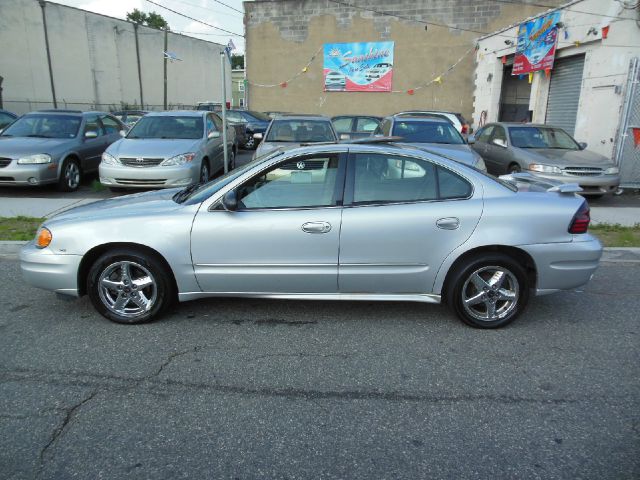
[100,110,236,190]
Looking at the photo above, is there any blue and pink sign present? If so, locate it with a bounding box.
[323,41,394,92]
[512,11,562,75]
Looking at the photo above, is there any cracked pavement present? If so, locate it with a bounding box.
[0,258,639,479]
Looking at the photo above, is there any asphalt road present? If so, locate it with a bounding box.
[0,258,638,480]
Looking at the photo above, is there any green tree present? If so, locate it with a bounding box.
[231,54,244,69]
[126,8,148,25]
[126,9,170,30]
[146,11,170,30]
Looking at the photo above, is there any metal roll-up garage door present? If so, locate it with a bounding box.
[545,55,585,135]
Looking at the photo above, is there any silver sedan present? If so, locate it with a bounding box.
[99,110,236,190]
[21,142,602,328]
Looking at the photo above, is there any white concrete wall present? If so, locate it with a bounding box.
[473,0,640,160]
[0,0,231,114]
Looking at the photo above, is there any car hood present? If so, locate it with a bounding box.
[47,188,184,225]
[400,143,480,166]
[0,136,74,157]
[519,148,614,167]
[108,138,202,159]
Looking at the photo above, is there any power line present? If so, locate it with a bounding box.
[144,0,244,37]
[486,0,633,22]
[172,0,242,18]
[205,0,243,15]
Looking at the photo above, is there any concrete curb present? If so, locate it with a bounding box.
[2,241,639,262]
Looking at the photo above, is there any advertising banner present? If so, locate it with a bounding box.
[323,41,394,92]
[512,11,562,75]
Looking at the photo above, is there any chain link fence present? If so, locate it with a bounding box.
[2,100,198,115]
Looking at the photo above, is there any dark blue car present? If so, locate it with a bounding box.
[0,109,18,131]
[225,110,271,149]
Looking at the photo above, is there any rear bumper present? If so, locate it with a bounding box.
[519,235,602,295]
[529,172,620,195]
[20,242,81,297]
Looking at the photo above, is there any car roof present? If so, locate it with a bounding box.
[145,110,206,117]
[30,110,103,116]
[272,114,331,121]
[332,115,382,120]
[486,122,551,129]
[112,110,149,115]
[390,115,452,125]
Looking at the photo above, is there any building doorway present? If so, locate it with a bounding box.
[499,65,532,122]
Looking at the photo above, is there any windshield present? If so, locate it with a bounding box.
[128,116,204,139]
[1,114,81,138]
[266,120,336,143]
[246,111,271,122]
[392,120,464,144]
[509,127,580,150]
[179,150,285,205]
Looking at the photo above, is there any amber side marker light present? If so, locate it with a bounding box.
[36,227,52,249]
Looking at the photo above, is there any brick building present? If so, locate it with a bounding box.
[244,0,564,119]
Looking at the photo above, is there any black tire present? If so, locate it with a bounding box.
[57,157,81,192]
[508,163,522,174]
[228,148,236,170]
[446,253,530,329]
[87,249,175,324]
[199,160,210,183]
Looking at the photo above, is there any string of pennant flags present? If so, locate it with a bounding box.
[245,18,625,92]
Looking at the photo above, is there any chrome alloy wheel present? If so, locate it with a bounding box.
[461,266,519,322]
[98,261,157,319]
[64,161,80,189]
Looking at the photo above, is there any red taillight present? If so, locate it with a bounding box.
[461,124,469,134]
[569,202,590,234]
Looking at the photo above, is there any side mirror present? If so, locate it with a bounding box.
[85,130,98,139]
[208,131,221,139]
[119,130,126,137]
[492,138,507,148]
[253,132,263,140]
[467,134,476,144]
[578,142,587,150]
[339,133,350,141]
[221,190,238,211]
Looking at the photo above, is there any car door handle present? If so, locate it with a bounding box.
[301,221,332,234]
[436,217,460,230]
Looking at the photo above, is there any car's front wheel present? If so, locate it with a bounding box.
[57,158,81,192]
[199,160,210,183]
[446,253,529,328]
[87,249,174,324]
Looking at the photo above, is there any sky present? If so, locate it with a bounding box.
[51,0,246,52]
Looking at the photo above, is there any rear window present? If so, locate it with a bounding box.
[266,120,336,143]
[392,121,464,144]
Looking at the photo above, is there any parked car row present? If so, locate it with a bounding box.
[0,106,622,196]
[0,109,236,191]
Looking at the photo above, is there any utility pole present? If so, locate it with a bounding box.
[220,51,229,173]
[134,23,144,108]
[163,28,168,109]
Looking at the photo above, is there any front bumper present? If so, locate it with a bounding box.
[0,160,58,186]
[527,171,620,195]
[99,162,200,189]
[20,242,82,297]
[520,235,603,295]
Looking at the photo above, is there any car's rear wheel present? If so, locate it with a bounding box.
[57,158,81,192]
[508,163,522,174]
[87,249,174,324]
[446,253,529,328]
